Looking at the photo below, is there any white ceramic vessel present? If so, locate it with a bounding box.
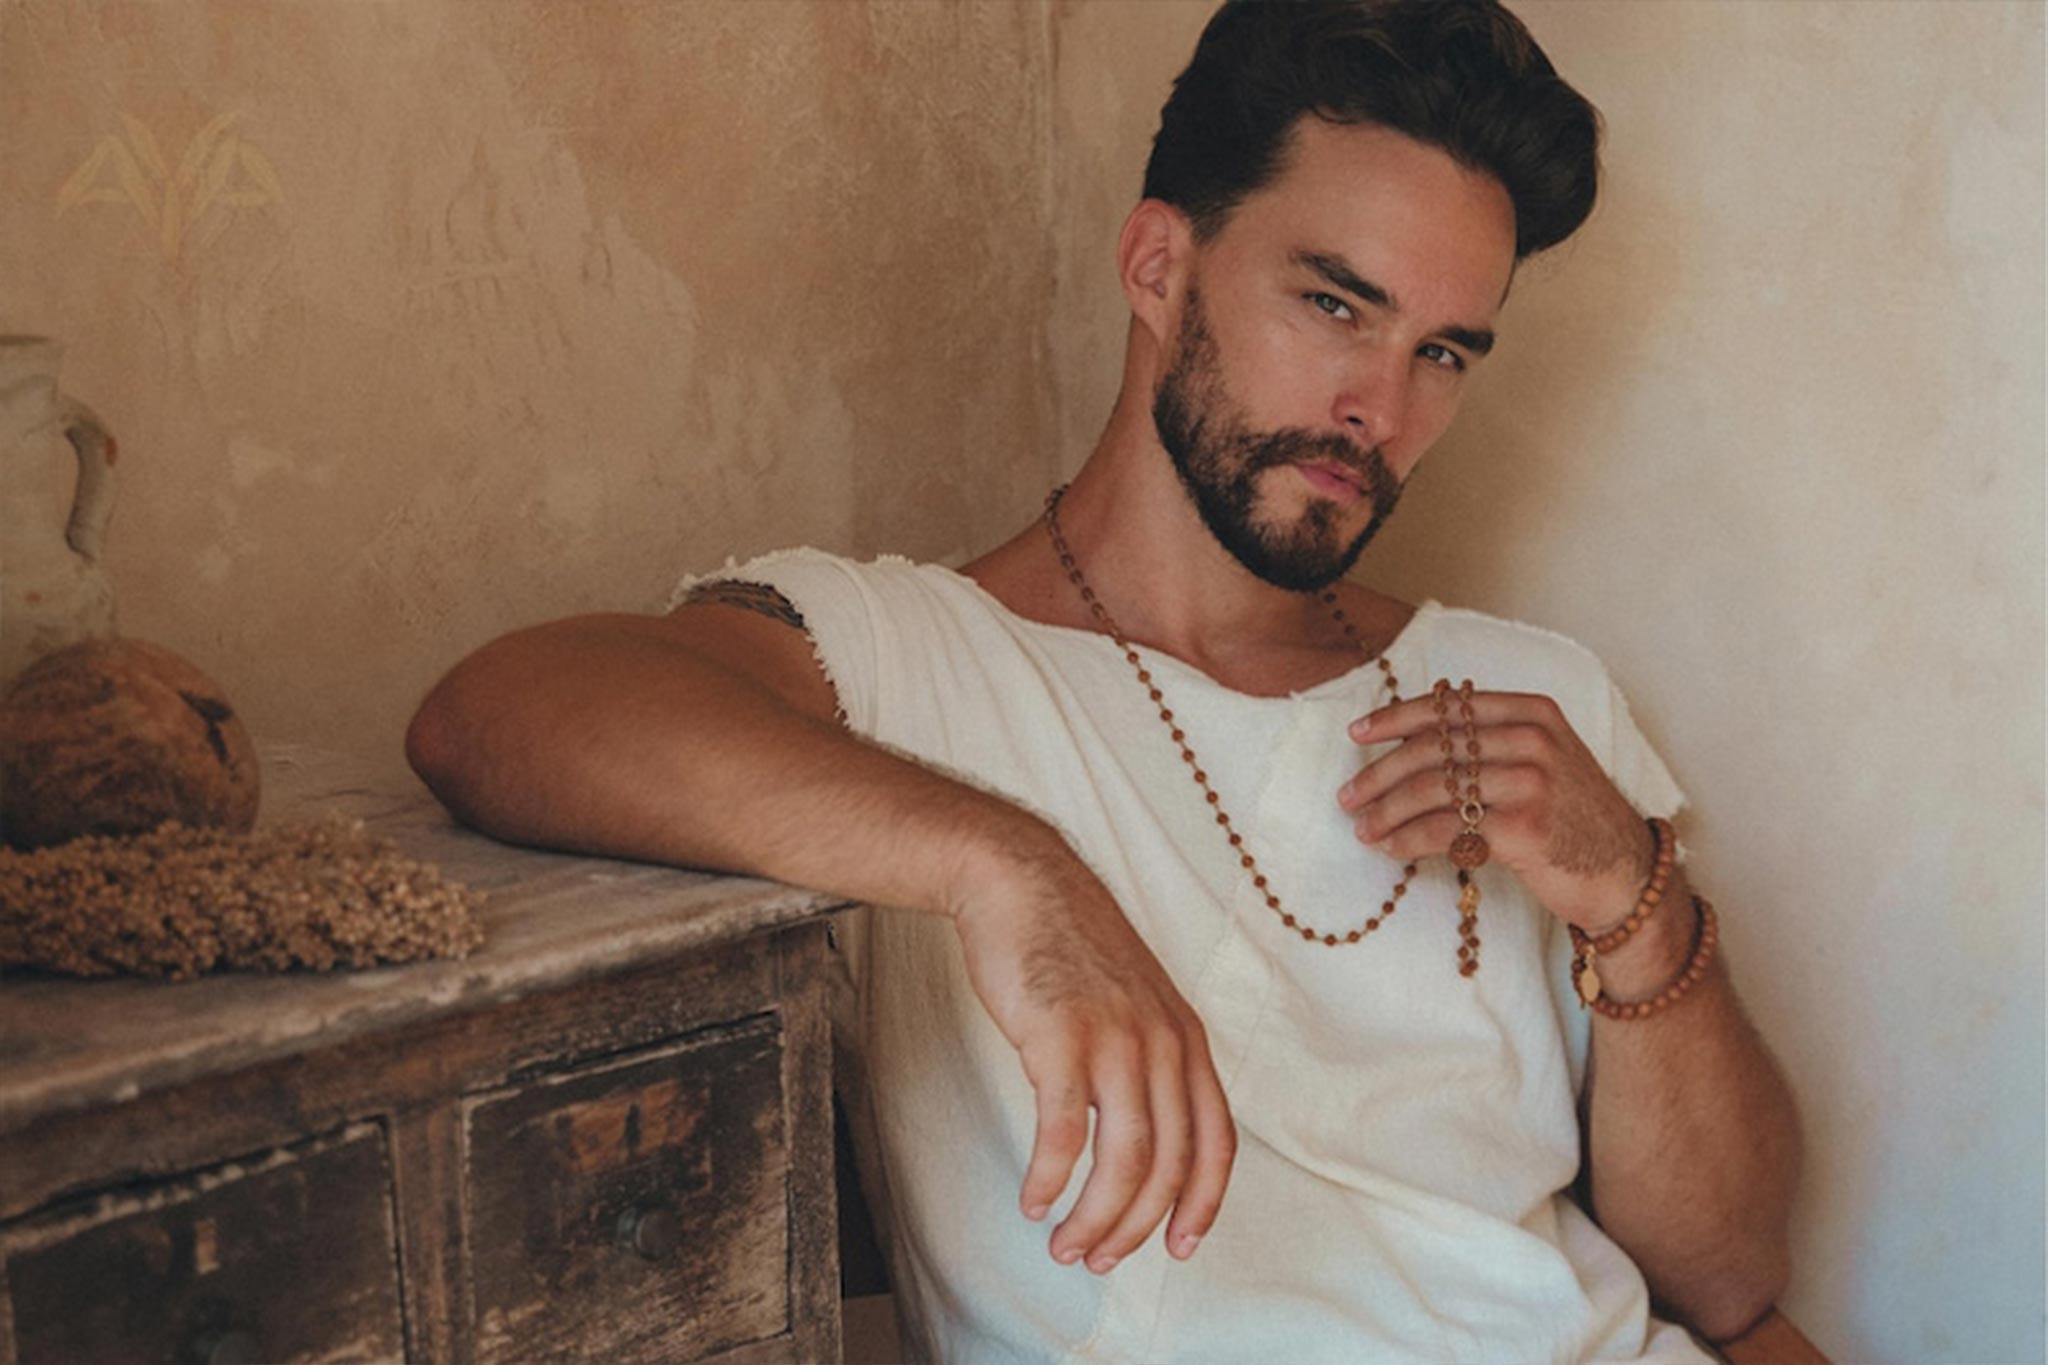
[0,335,119,685]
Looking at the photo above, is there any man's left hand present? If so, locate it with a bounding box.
[1336,688,1654,933]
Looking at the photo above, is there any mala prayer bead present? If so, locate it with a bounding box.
[1042,486,1485,975]
[1043,483,1724,1010]
[1432,678,1489,975]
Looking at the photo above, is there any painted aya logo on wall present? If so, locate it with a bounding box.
[56,111,284,263]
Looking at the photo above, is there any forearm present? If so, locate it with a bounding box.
[406,613,1059,918]
[1582,871,1803,1341]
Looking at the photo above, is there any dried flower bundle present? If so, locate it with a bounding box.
[0,815,485,980]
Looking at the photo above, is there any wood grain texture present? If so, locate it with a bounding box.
[0,749,847,1363]
[0,743,852,1130]
[464,1019,789,1364]
[1,1123,404,1365]
[390,1102,465,1365]
[0,933,781,1221]
[779,923,843,1365]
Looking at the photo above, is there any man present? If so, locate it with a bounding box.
[408,2,1801,1359]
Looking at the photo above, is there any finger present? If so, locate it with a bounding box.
[1352,764,1455,843]
[1019,1041,1091,1224]
[1371,807,1464,862]
[1349,686,1564,745]
[1165,1026,1236,1259]
[1341,721,1556,814]
[1050,1045,1152,1268]
[1084,1032,1193,1269]
[1352,752,1547,844]
[1337,731,1438,812]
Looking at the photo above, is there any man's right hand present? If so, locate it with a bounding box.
[950,835,1237,1274]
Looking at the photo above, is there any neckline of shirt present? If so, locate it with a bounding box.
[916,560,1442,705]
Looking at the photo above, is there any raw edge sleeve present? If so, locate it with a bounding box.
[667,546,883,738]
[1603,675,1689,832]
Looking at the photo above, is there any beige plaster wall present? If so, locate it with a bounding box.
[1051,2,2045,1360]
[4,1,2041,1360]
[1,0,1062,776]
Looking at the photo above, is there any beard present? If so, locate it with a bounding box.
[1152,284,1404,592]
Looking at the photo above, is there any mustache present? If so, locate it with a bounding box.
[1237,427,1395,495]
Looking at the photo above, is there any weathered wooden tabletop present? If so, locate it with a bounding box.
[0,743,851,1133]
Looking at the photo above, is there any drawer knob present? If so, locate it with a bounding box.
[188,1327,261,1365]
[616,1205,681,1261]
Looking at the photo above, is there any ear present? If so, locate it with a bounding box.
[1118,200,1194,351]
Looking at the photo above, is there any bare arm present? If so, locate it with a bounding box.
[1336,689,1800,1341]
[407,591,1004,907]
[406,586,1238,1272]
[1580,877,1802,1342]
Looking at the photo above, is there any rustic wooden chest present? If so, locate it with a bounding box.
[0,746,850,1364]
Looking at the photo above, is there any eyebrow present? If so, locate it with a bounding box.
[1292,249,1497,357]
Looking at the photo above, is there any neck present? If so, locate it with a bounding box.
[1048,402,1342,673]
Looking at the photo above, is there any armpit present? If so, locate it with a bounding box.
[680,579,810,631]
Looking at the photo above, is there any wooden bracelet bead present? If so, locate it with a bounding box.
[1585,895,1718,1021]
[1571,816,1676,958]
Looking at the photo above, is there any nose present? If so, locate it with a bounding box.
[1332,352,1409,454]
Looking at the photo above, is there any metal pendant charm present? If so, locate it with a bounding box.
[1574,952,1603,1006]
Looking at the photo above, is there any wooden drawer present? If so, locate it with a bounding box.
[0,1123,404,1365]
[461,1015,791,1364]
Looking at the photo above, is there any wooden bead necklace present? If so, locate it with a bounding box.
[1432,678,1489,975]
[1042,486,1486,972]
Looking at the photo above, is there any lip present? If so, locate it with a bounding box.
[1294,461,1365,504]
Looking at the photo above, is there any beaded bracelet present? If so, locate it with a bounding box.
[1582,817,1675,951]
[1569,816,1676,1006]
[1583,896,1719,1021]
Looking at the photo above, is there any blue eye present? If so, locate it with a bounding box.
[1306,291,1354,321]
[1418,342,1467,373]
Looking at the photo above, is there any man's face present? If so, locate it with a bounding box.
[1155,281,1402,591]
[1151,118,1518,591]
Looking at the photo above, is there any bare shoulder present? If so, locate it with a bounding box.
[665,578,841,724]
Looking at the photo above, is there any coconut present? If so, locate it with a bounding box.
[0,637,259,850]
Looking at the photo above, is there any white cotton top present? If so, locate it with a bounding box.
[672,549,1710,1365]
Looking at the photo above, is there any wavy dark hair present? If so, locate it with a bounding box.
[1142,0,1601,259]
